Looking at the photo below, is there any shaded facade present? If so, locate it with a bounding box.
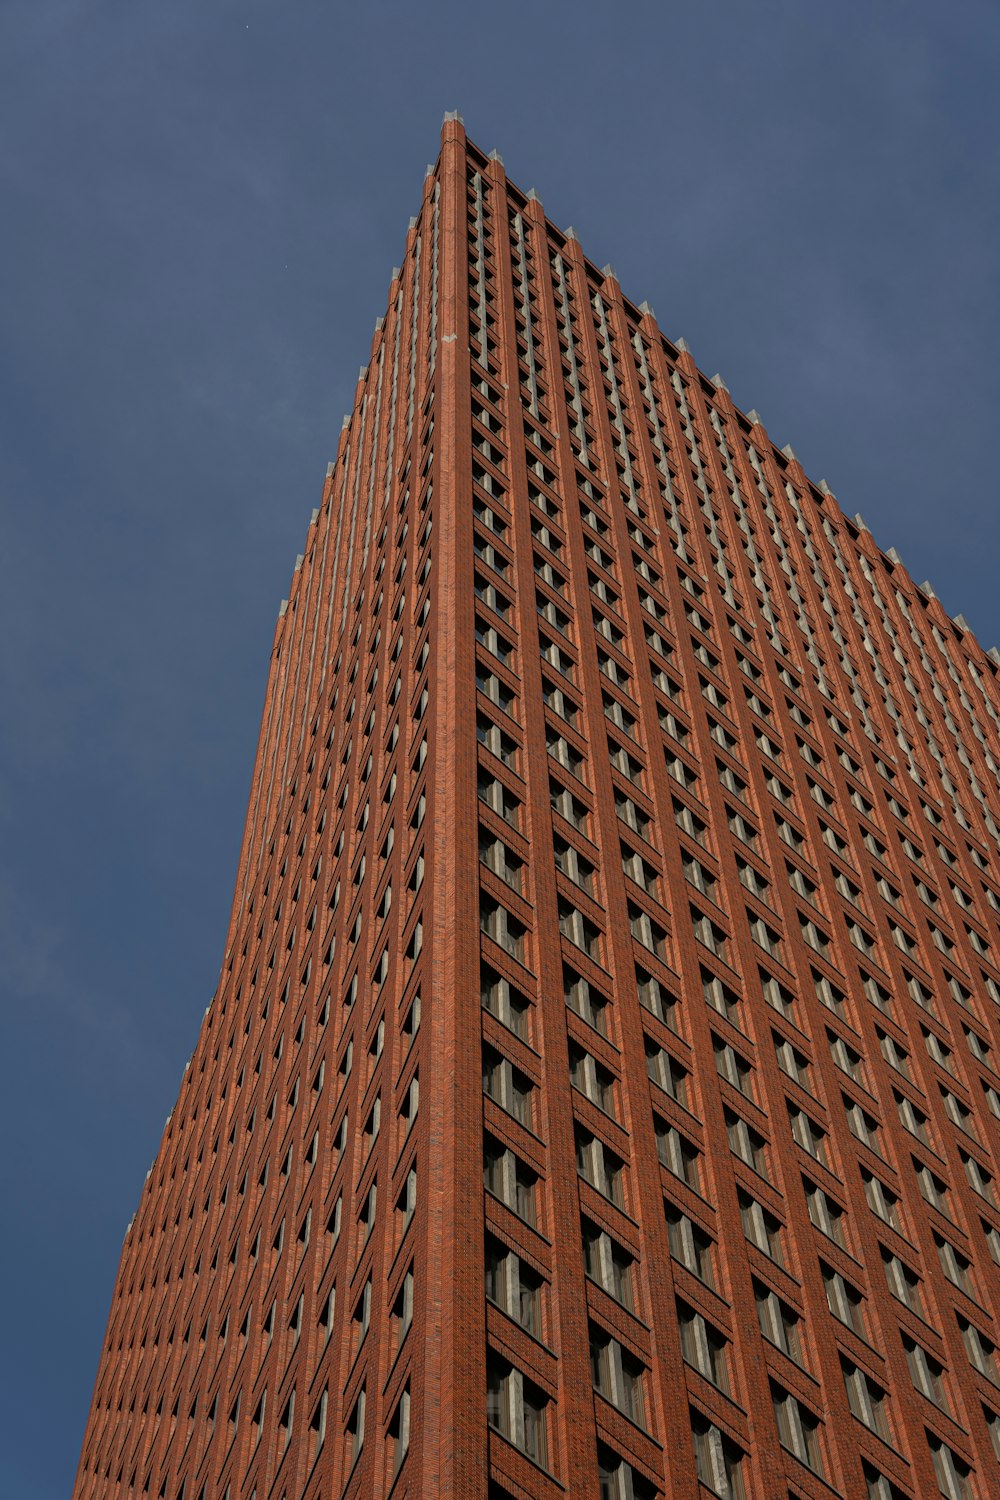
[74,115,1000,1500]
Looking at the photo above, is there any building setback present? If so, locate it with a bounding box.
[73,115,1000,1500]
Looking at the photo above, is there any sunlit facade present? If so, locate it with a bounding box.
[74,115,1000,1500]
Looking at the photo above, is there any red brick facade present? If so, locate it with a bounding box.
[74,116,1000,1500]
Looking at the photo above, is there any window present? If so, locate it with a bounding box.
[830,1031,865,1082]
[845,1098,882,1155]
[675,797,709,845]
[896,1091,931,1146]
[638,967,678,1027]
[815,968,849,1017]
[565,966,609,1035]
[477,714,518,766]
[616,790,651,838]
[935,1233,974,1294]
[475,574,510,617]
[547,727,585,778]
[863,1461,909,1500]
[749,913,783,959]
[597,1447,658,1500]
[483,1134,537,1225]
[485,1235,542,1337]
[480,897,526,961]
[590,1325,647,1427]
[772,1385,824,1475]
[543,676,578,725]
[761,969,796,1018]
[582,1218,634,1310]
[576,1126,625,1207]
[655,1118,700,1189]
[692,907,728,959]
[927,1433,973,1500]
[842,1360,891,1442]
[755,1280,802,1363]
[804,1180,846,1247]
[878,1030,910,1078]
[822,1263,866,1335]
[391,1266,414,1350]
[477,666,516,715]
[560,898,603,958]
[959,1315,999,1385]
[665,1202,715,1286]
[622,843,659,895]
[704,968,741,1021]
[359,1180,377,1242]
[388,1387,410,1476]
[310,1388,328,1458]
[482,964,529,1039]
[478,771,520,826]
[608,739,644,786]
[678,1300,729,1392]
[691,1411,746,1499]
[789,1104,828,1166]
[903,1336,950,1412]
[483,1044,533,1127]
[346,1386,366,1465]
[541,634,575,679]
[645,1038,688,1105]
[570,1043,618,1118]
[714,1037,753,1096]
[985,1404,1000,1462]
[940,1086,976,1138]
[801,914,831,955]
[479,830,523,892]
[882,1247,924,1315]
[554,834,596,892]
[629,902,667,959]
[476,617,513,665]
[726,1108,769,1179]
[683,851,717,899]
[363,1096,381,1154]
[739,1189,784,1264]
[775,1035,812,1089]
[862,1169,900,1230]
[961,1149,996,1205]
[278,1387,295,1451]
[486,1353,548,1467]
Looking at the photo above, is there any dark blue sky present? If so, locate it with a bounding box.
[1,3,997,1494]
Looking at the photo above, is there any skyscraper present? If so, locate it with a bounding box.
[73,113,1000,1500]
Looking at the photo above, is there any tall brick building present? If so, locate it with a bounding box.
[74,114,1000,1500]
